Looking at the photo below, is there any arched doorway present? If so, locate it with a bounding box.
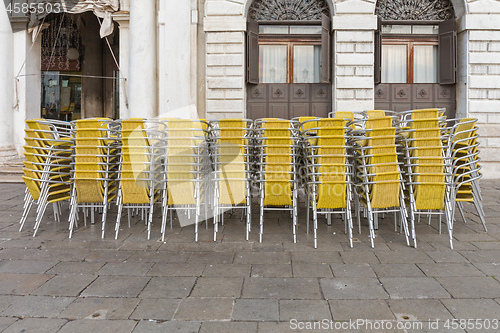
[374,0,457,118]
[40,12,120,121]
[246,0,332,119]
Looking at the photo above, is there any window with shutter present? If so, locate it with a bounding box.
[247,19,259,84]
[438,19,457,85]
[320,14,331,84]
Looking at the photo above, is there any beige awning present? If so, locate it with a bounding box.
[29,0,120,41]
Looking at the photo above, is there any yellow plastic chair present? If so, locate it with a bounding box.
[212,119,253,241]
[351,113,410,248]
[161,119,211,242]
[254,118,299,243]
[302,117,354,248]
[20,119,72,236]
[115,119,164,240]
[68,118,119,238]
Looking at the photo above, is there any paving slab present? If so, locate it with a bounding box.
[97,262,154,276]
[133,320,200,333]
[234,251,291,264]
[251,264,292,277]
[416,263,485,277]
[284,239,343,251]
[147,263,205,276]
[81,276,150,298]
[58,319,137,333]
[0,293,19,310]
[0,248,91,262]
[139,276,196,298]
[435,276,500,298]
[0,317,17,332]
[472,262,500,276]
[0,260,58,274]
[186,251,234,264]
[428,241,477,251]
[32,274,96,297]
[386,241,434,251]
[441,298,500,319]
[320,278,389,300]
[453,232,497,242]
[342,241,392,251]
[0,273,52,295]
[60,297,141,320]
[375,250,434,264]
[424,250,468,263]
[84,250,135,263]
[127,250,191,263]
[46,261,105,275]
[174,297,234,321]
[1,295,74,318]
[380,277,450,299]
[459,250,500,263]
[191,277,243,297]
[330,263,376,277]
[329,299,395,320]
[291,251,343,263]
[279,300,331,321]
[242,277,322,299]
[386,299,453,321]
[292,263,333,278]
[469,241,500,250]
[202,263,251,277]
[2,318,67,333]
[130,298,180,320]
[371,264,426,277]
[232,299,279,321]
[340,251,380,264]
[199,321,258,333]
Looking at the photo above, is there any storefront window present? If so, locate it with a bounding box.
[41,72,82,121]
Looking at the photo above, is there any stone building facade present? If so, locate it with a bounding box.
[0,0,500,177]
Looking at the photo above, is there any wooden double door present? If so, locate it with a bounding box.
[247,83,332,120]
[374,83,456,119]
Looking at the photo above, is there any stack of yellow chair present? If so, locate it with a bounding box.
[295,116,319,192]
[303,118,354,248]
[445,118,486,248]
[161,119,210,242]
[352,111,410,248]
[68,118,119,238]
[255,119,299,243]
[212,119,252,241]
[20,119,72,236]
[399,108,448,248]
[115,119,164,240]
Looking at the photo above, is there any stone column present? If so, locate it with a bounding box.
[331,13,378,111]
[0,5,15,160]
[82,12,104,119]
[128,0,157,119]
[113,12,130,119]
[12,17,42,153]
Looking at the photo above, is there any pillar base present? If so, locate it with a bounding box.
[0,146,20,163]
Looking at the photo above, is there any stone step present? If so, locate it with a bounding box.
[0,167,23,176]
[0,158,24,183]
[0,174,23,184]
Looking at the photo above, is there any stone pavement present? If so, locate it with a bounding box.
[0,182,500,333]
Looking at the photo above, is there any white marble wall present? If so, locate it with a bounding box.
[204,1,246,119]
[463,0,500,177]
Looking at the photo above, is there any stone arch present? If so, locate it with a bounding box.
[244,0,336,19]
[373,0,467,19]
